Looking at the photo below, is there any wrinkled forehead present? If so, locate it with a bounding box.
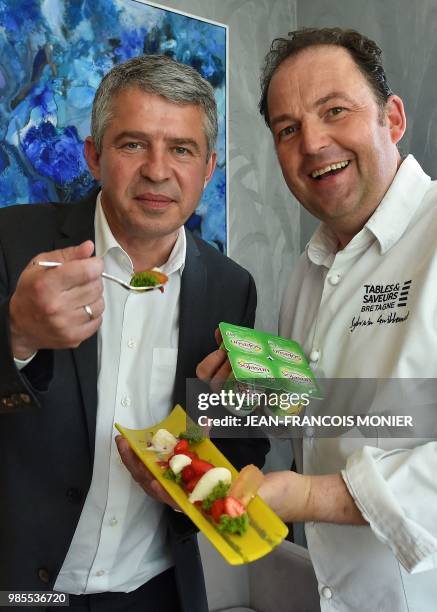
[108,86,204,117]
[106,87,208,135]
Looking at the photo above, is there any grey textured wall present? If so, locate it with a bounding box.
[149,0,299,333]
[297,0,437,249]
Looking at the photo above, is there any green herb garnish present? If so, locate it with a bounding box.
[179,424,204,444]
[218,513,249,535]
[202,481,230,511]
[163,468,182,485]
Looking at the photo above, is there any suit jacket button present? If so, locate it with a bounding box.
[20,393,31,404]
[38,567,50,583]
[66,488,82,502]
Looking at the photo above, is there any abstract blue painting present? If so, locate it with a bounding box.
[0,0,227,251]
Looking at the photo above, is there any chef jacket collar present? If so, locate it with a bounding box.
[307,154,431,265]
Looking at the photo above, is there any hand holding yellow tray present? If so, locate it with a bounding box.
[115,404,288,565]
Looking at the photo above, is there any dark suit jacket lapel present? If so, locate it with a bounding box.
[55,193,98,457]
[173,231,207,407]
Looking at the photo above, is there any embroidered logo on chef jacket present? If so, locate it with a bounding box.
[349,280,412,333]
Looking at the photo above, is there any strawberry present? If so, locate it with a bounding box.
[181,465,195,483]
[223,496,245,517]
[211,498,225,523]
[174,439,190,454]
[179,450,198,461]
[186,474,202,493]
[191,458,214,476]
[184,451,198,459]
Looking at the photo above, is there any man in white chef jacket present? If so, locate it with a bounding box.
[198,26,437,611]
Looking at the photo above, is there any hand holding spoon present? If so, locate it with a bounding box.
[37,261,167,293]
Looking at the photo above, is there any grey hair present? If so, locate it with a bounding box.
[91,54,218,160]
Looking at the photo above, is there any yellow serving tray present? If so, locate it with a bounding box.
[115,404,288,565]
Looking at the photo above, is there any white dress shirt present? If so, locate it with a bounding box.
[280,156,437,611]
[54,194,186,594]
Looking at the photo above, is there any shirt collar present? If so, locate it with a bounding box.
[307,223,340,267]
[306,154,431,264]
[94,192,120,259]
[94,192,186,275]
[365,154,431,253]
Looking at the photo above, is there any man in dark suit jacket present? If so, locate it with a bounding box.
[0,55,268,612]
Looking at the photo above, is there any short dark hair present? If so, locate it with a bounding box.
[259,27,393,127]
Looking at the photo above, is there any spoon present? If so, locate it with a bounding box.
[37,261,166,293]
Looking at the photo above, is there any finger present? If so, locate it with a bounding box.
[81,297,105,322]
[196,348,229,381]
[51,257,104,291]
[150,479,181,510]
[77,296,105,325]
[214,327,223,347]
[63,278,104,310]
[211,359,232,382]
[36,240,96,266]
[115,437,180,508]
[210,360,232,393]
[40,313,102,349]
[116,436,155,485]
[37,293,104,336]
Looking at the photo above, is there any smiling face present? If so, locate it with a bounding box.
[267,45,406,244]
[85,87,216,256]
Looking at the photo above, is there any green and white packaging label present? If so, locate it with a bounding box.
[219,322,322,419]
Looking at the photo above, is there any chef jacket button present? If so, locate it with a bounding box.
[37,567,50,584]
[329,273,341,285]
[309,349,320,363]
[321,586,333,599]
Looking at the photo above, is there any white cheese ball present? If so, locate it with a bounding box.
[188,467,232,503]
[150,429,178,452]
[169,454,192,474]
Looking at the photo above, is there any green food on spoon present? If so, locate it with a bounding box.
[130,269,168,288]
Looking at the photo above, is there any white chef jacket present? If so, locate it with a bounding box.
[280,155,437,611]
[54,194,184,594]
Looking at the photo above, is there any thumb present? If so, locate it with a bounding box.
[51,240,95,264]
